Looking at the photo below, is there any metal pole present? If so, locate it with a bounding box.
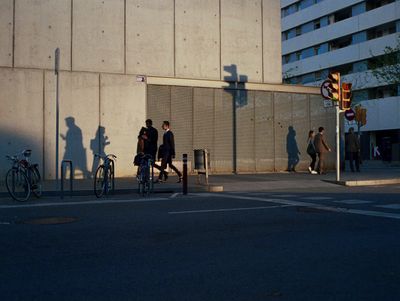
[182,154,188,195]
[336,105,340,182]
[55,48,60,190]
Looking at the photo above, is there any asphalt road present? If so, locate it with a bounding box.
[1,185,400,301]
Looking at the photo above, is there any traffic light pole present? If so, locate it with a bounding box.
[336,105,341,182]
[336,75,341,183]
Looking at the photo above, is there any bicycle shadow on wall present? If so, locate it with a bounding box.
[286,125,300,172]
[60,116,90,179]
[90,126,110,175]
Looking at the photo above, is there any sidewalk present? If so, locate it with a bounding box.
[0,164,399,199]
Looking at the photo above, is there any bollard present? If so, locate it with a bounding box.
[182,154,188,195]
[61,159,73,199]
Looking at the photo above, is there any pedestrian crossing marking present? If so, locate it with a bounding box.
[334,200,372,205]
[375,204,400,210]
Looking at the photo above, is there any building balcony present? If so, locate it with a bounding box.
[282,1,399,55]
[282,33,399,77]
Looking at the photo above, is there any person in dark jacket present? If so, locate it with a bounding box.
[346,127,360,172]
[156,121,182,183]
[142,119,158,160]
[314,126,331,174]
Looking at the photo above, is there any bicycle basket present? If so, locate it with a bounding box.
[133,153,143,166]
[20,159,29,168]
[23,149,32,157]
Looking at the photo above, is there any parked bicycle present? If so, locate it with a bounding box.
[94,153,116,198]
[5,149,42,202]
[136,153,154,196]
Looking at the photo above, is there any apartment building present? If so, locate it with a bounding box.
[281,0,400,161]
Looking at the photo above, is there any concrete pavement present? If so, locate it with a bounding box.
[0,162,399,200]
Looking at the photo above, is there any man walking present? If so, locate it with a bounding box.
[156,121,182,183]
[314,126,331,175]
[346,127,360,172]
[142,119,158,160]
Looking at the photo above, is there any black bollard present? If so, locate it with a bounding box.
[183,154,188,195]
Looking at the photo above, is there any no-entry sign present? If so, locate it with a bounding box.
[344,108,355,121]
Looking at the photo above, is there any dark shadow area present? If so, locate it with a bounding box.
[223,65,249,174]
[0,130,41,183]
[60,117,89,178]
[90,126,110,174]
[286,126,300,172]
[223,64,248,108]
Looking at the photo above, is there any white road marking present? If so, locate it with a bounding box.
[375,204,400,210]
[0,197,170,209]
[334,200,372,205]
[269,194,298,198]
[301,196,333,200]
[169,204,293,215]
[169,193,180,199]
[206,193,400,220]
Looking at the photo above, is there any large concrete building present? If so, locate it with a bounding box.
[0,0,333,180]
[281,0,400,161]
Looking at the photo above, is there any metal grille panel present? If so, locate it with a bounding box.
[255,91,274,171]
[236,90,255,172]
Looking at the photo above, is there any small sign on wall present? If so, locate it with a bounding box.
[136,75,146,83]
[323,99,333,108]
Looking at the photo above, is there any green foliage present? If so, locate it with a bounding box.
[370,35,400,84]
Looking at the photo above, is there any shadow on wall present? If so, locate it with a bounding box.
[223,64,248,108]
[90,126,110,175]
[0,130,41,185]
[60,117,90,179]
[286,125,300,172]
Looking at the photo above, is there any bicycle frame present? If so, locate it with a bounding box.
[94,153,116,197]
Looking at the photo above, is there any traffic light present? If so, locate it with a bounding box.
[340,82,352,110]
[327,72,340,101]
[361,108,367,126]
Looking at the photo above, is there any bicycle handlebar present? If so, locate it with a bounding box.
[94,153,117,160]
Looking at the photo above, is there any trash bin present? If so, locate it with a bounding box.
[194,149,205,170]
[193,149,210,185]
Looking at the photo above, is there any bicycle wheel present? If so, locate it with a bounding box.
[5,168,31,202]
[30,165,42,198]
[142,166,151,196]
[94,165,106,198]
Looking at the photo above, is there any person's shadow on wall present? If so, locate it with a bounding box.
[286,126,300,172]
[60,116,90,178]
[90,126,110,175]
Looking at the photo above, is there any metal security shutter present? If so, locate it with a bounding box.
[214,89,234,173]
[292,93,310,170]
[171,86,193,170]
[236,90,256,172]
[147,85,171,146]
[193,88,215,171]
[255,91,274,171]
[274,92,293,171]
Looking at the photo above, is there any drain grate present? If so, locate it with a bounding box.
[21,217,78,225]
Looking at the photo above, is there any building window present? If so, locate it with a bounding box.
[314,20,321,30]
[296,52,302,61]
[314,46,321,55]
[315,71,322,81]
[295,27,302,36]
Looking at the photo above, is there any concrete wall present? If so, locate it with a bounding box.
[0,0,13,67]
[2,0,281,83]
[15,0,71,70]
[0,0,291,181]
[0,68,44,177]
[147,84,335,174]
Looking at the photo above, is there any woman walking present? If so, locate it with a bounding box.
[307,130,318,174]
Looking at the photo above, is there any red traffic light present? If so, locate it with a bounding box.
[340,82,352,111]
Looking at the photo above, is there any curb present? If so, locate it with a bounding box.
[324,178,400,187]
